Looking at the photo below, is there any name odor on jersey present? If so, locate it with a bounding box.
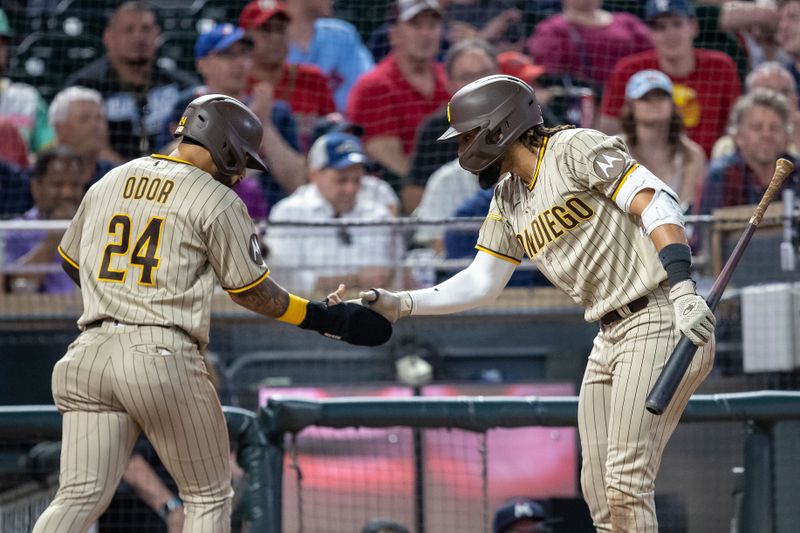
[122,175,176,204]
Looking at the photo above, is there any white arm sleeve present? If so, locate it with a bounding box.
[408,251,516,315]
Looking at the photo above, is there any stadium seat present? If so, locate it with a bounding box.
[157,31,200,73]
[9,33,103,101]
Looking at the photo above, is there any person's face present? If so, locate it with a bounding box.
[299,0,333,18]
[777,1,800,57]
[562,0,601,11]
[631,89,674,125]
[456,128,479,160]
[103,9,160,66]
[649,14,698,60]
[31,157,84,218]
[501,517,546,533]
[58,100,109,157]
[735,104,789,167]
[391,11,442,63]
[315,164,363,214]
[197,40,253,95]
[249,16,290,65]
[447,50,497,94]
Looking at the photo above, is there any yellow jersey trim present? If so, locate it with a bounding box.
[57,246,79,269]
[150,154,195,167]
[527,136,549,191]
[611,163,640,202]
[475,245,522,265]
[276,293,310,326]
[225,270,271,294]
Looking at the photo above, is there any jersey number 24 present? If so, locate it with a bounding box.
[98,214,165,286]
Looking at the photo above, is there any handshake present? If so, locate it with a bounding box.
[304,286,410,347]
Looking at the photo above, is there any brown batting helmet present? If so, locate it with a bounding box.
[174,94,268,177]
[438,75,543,172]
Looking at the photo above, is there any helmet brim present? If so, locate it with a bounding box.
[437,126,461,141]
[246,151,269,173]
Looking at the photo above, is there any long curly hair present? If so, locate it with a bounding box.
[519,123,576,151]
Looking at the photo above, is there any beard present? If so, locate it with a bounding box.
[477,160,503,189]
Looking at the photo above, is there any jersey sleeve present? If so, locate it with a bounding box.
[204,199,270,293]
[563,129,639,200]
[475,189,524,265]
[58,197,87,269]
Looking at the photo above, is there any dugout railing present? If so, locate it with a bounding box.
[259,392,800,533]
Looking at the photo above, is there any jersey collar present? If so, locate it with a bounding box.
[150,154,196,167]
[527,136,548,191]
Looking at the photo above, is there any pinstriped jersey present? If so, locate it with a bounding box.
[477,128,667,322]
[58,155,269,349]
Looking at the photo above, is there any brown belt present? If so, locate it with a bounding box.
[600,296,649,326]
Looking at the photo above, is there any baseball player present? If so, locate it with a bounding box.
[361,75,715,533]
[33,94,391,533]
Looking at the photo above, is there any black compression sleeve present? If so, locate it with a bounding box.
[658,243,692,286]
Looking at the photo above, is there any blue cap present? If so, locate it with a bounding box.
[493,498,547,533]
[308,132,369,170]
[195,23,246,60]
[645,0,695,22]
[625,69,673,99]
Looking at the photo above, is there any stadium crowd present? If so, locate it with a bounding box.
[1,0,799,296]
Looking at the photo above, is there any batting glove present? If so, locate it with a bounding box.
[358,288,413,323]
[669,280,716,346]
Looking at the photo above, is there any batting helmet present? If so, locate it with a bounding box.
[174,94,268,177]
[438,75,543,173]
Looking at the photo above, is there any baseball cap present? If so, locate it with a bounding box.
[0,9,12,39]
[308,132,369,171]
[239,0,289,30]
[645,0,695,22]
[492,498,547,533]
[195,23,247,60]
[625,69,674,100]
[498,51,545,85]
[311,113,365,145]
[396,0,442,23]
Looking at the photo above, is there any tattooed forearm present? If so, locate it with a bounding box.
[229,277,290,318]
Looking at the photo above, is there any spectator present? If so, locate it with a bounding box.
[412,159,480,251]
[697,88,797,214]
[0,159,30,218]
[64,2,197,160]
[492,497,550,533]
[0,122,28,167]
[777,0,800,93]
[526,0,652,88]
[48,87,118,189]
[719,1,788,69]
[711,61,800,159]
[445,0,525,53]
[284,0,375,111]
[162,22,306,218]
[619,70,706,210]
[0,8,54,160]
[598,0,742,155]
[4,147,83,294]
[361,518,410,533]
[347,0,450,188]
[405,38,498,213]
[266,132,399,293]
[240,0,336,151]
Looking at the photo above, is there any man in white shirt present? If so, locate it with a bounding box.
[267,132,400,293]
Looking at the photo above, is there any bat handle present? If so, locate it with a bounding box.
[645,336,698,415]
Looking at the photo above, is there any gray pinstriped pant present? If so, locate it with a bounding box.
[578,283,715,532]
[33,322,232,533]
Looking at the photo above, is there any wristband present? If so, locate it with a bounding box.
[658,243,692,287]
[157,496,182,520]
[298,300,327,332]
[276,294,310,325]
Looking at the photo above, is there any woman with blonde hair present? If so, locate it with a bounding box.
[619,69,707,210]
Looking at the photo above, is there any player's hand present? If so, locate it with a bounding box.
[165,507,184,533]
[325,284,346,306]
[669,280,716,346]
[358,288,412,323]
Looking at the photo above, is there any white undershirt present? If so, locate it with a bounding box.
[409,251,516,315]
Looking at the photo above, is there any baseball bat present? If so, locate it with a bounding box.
[645,158,795,415]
